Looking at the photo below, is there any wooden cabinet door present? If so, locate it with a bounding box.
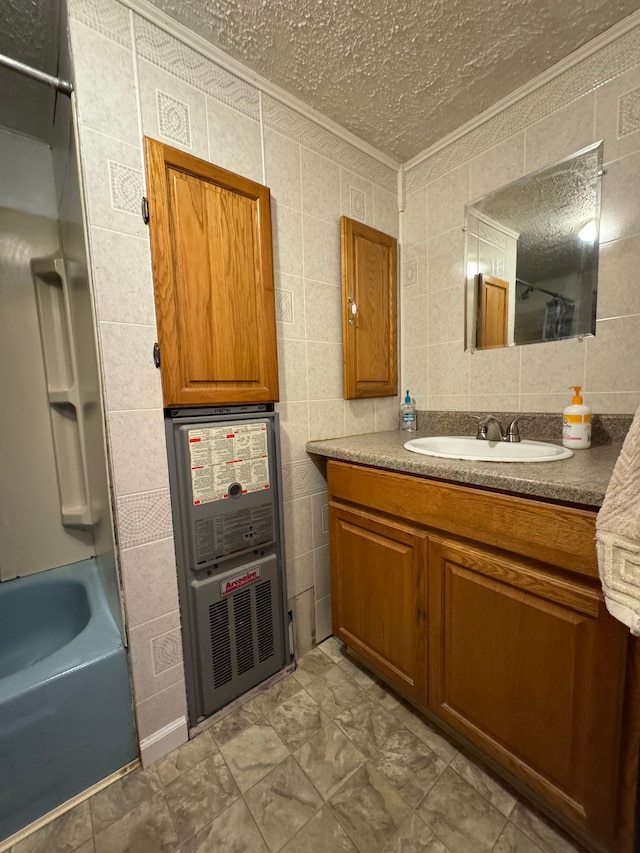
[144,137,279,406]
[330,503,427,703]
[341,217,397,399]
[477,273,508,349]
[428,536,627,845]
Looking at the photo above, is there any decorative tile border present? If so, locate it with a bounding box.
[403,258,418,288]
[619,86,640,137]
[406,24,640,192]
[282,460,327,501]
[276,288,294,324]
[108,160,143,214]
[350,187,366,221]
[68,0,132,48]
[117,489,174,549]
[321,503,329,534]
[157,90,192,147]
[134,16,261,121]
[151,629,183,675]
[262,95,398,193]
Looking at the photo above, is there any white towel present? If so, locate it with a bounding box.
[596,404,640,634]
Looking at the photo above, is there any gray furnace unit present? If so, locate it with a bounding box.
[165,405,290,724]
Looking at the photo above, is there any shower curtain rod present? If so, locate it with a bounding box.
[0,52,73,96]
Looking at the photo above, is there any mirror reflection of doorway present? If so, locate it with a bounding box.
[477,273,509,349]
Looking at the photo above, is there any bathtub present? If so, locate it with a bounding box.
[0,559,137,842]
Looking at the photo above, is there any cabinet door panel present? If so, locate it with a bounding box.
[428,536,627,841]
[341,217,397,399]
[330,504,427,703]
[145,138,278,406]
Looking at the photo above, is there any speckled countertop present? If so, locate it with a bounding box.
[306,429,623,508]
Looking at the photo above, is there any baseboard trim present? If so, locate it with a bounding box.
[139,716,188,768]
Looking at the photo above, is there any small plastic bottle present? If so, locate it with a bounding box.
[400,390,417,432]
[562,386,591,449]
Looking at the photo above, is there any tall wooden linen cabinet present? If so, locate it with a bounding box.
[143,138,279,407]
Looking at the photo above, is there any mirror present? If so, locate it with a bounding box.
[464,141,603,350]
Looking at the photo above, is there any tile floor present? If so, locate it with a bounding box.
[8,638,587,853]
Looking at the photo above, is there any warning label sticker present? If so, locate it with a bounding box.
[188,422,270,505]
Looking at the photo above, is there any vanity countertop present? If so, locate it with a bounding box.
[306,429,622,507]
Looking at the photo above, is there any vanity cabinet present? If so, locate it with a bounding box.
[328,459,638,853]
[330,504,428,704]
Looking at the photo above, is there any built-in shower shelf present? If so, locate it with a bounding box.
[32,256,95,529]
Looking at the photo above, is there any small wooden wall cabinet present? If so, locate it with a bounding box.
[144,138,279,407]
[328,459,640,853]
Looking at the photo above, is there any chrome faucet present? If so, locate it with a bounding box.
[473,415,532,443]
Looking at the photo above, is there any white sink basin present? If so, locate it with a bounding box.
[403,436,573,463]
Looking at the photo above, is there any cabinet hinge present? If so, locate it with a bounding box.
[141,196,149,224]
[153,342,160,368]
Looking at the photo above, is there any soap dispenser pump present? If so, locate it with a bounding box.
[400,390,417,432]
[562,386,591,449]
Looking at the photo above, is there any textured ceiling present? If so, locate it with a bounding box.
[0,0,62,143]
[146,0,640,161]
[2,1,639,155]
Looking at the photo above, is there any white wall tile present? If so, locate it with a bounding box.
[373,186,399,238]
[308,400,345,441]
[128,610,184,703]
[206,97,263,183]
[311,492,329,550]
[428,287,463,345]
[340,167,374,226]
[286,551,314,599]
[427,228,465,293]
[470,133,525,202]
[283,497,313,563]
[376,397,401,431]
[306,342,343,401]
[78,128,147,238]
[345,399,376,435]
[137,60,209,160]
[305,282,342,343]
[600,151,640,244]
[586,316,640,393]
[272,202,304,277]
[276,401,310,464]
[301,148,340,224]
[427,163,470,239]
[277,338,308,402]
[120,537,180,629]
[404,294,428,350]
[107,408,169,495]
[427,343,470,397]
[135,680,188,742]
[313,545,331,601]
[597,234,640,319]
[315,596,332,644]
[403,186,427,245]
[303,216,341,285]
[524,94,596,174]
[99,321,163,411]
[69,20,139,147]
[264,128,302,210]
[469,346,521,397]
[520,337,586,395]
[90,227,156,325]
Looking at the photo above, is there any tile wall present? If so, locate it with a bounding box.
[403,22,640,416]
[66,0,399,760]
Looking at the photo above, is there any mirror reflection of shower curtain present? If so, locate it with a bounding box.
[543,297,574,341]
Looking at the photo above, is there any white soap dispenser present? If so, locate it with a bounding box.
[562,386,591,449]
[400,390,417,432]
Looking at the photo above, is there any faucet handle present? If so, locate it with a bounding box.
[505,416,532,442]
